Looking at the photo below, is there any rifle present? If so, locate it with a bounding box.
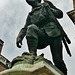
[43,0,72,57]
[63,38,72,57]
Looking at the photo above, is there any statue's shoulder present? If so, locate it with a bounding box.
[42,2,49,7]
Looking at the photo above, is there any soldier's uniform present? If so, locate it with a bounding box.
[17,1,67,74]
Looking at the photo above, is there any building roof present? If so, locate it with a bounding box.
[0,55,10,71]
[0,39,4,46]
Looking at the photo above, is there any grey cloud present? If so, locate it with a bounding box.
[0,0,30,60]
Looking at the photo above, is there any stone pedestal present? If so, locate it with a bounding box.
[0,60,64,75]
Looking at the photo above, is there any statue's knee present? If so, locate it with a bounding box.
[26,24,38,38]
[27,24,38,30]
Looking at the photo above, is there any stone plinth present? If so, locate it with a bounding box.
[0,60,64,75]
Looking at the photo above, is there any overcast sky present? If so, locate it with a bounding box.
[0,0,75,75]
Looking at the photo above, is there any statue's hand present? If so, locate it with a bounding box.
[16,37,22,48]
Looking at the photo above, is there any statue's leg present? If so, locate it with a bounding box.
[26,24,44,56]
[50,36,67,75]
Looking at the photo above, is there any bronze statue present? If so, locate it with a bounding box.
[16,0,71,74]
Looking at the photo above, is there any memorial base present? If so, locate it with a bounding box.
[0,60,64,75]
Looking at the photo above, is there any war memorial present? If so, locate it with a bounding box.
[0,0,75,75]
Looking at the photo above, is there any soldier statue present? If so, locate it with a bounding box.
[16,0,71,74]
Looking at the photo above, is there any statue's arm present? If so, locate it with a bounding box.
[44,0,63,18]
[16,15,31,48]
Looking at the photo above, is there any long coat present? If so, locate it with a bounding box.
[17,1,63,41]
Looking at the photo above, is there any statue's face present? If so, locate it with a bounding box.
[26,0,36,4]
[26,0,40,7]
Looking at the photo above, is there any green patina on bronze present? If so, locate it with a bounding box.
[15,0,72,74]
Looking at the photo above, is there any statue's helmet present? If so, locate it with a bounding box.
[26,0,41,5]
